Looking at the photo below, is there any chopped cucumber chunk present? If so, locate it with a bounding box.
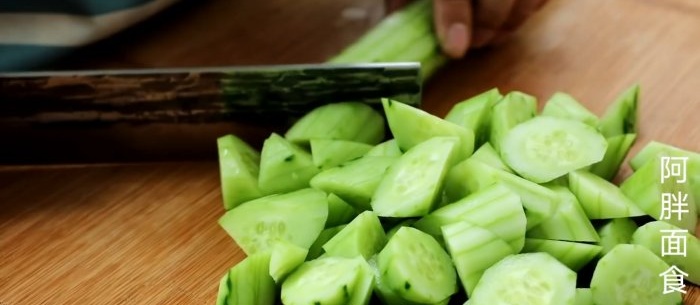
[631,221,700,284]
[445,88,502,147]
[307,225,345,260]
[522,238,602,272]
[542,92,599,127]
[270,240,308,283]
[385,219,416,241]
[489,91,537,152]
[217,134,262,210]
[589,133,637,181]
[281,256,372,305]
[216,272,229,305]
[527,186,600,243]
[258,133,319,195]
[568,170,645,219]
[470,142,513,173]
[574,288,593,305]
[285,102,385,145]
[310,139,373,170]
[598,84,639,137]
[597,218,638,255]
[323,211,387,260]
[364,139,403,157]
[225,253,276,305]
[326,193,359,227]
[500,116,608,183]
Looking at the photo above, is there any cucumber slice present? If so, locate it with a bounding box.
[542,92,599,127]
[377,227,458,303]
[468,253,577,305]
[568,170,645,219]
[598,84,639,137]
[281,256,368,305]
[574,288,593,305]
[588,133,637,181]
[323,211,387,260]
[414,183,526,252]
[285,102,385,145]
[217,134,262,210]
[310,156,396,211]
[326,193,359,227]
[597,218,638,255]
[444,158,557,229]
[310,139,373,170]
[631,221,700,284]
[382,98,475,160]
[442,221,516,297]
[216,272,229,305]
[445,88,502,147]
[258,133,320,195]
[470,142,513,173]
[270,240,308,283]
[522,238,602,272]
[500,116,608,183]
[219,188,328,255]
[225,253,276,305]
[527,186,600,243]
[620,156,698,231]
[489,91,537,152]
[371,137,459,217]
[365,139,403,157]
[590,244,682,305]
[307,225,346,260]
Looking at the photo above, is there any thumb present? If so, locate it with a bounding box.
[433,0,473,58]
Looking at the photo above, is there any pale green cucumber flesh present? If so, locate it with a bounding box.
[542,92,599,127]
[307,225,346,260]
[468,253,577,305]
[310,139,373,170]
[216,272,229,305]
[568,170,645,219]
[326,193,359,227]
[590,244,682,305]
[445,88,502,147]
[322,211,387,260]
[219,188,328,255]
[631,221,700,284]
[371,136,459,217]
[574,288,593,305]
[258,133,319,195]
[470,142,513,173]
[285,102,385,145]
[522,238,602,272]
[348,259,375,305]
[597,218,638,255]
[501,116,608,183]
[598,84,639,137]
[589,133,637,181]
[281,256,365,305]
[365,139,403,157]
[489,91,537,152]
[226,253,276,305]
[218,134,262,210]
[270,240,308,283]
[527,186,600,243]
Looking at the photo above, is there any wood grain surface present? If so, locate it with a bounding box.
[2,0,700,304]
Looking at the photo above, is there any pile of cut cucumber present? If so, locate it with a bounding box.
[214,86,700,305]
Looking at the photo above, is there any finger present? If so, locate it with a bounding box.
[385,0,412,13]
[502,0,549,31]
[433,0,473,58]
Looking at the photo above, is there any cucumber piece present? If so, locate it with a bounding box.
[310,156,397,211]
[369,255,450,305]
[385,219,416,241]
[382,98,475,160]
[323,211,387,260]
[281,256,370,305]
[590,244,682,305]
[371,137,459,217]
[527,186,600,243]
[489,91,537,152]
[307,225,346,260]
[219,188,328,255]
[217,134,262,210]
[444,158,557,229]
[377,227,458,303]
[574,288,593,305]
[442,221,516,297]
[598,84,639,137]
[365,139,403,157]
[522,238,602,272]
[216,272,229,305]
[500,116,608,183]
[270,240,308,283]
[568,170,645,219]
[414,183,526,252]
[588,133,637,181]
[470,142,513,173]
[468,253,577,305]
[620,156,698,231]
[225,253,276,305]
[258,133,320,195]
[445,88,503,147]
[542,92,599,127]
[310,139,373,170]
[597,218,638,255]
[326,193,359,227]
[631,221,700,284]
[285,102,385,145]
[348,258,375,305]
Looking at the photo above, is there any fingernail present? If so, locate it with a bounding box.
[472,28,496,48]
[444,23,469,58]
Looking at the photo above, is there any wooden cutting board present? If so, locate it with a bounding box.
[2,0,700,304]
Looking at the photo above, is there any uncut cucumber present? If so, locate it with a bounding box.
[414,183,526,252]
[588,133,637,181]
[285,102,385,146]
[326,193,359,227]
[382,98,475,161]
[574,289,593,305]
[270,239,308,283]
[223,252,276,305]
[310,156,397,211]
[377,227,458,303]
[590,244,682,305]
[596,218,638,255]
[323,211,387,260]
[470,142,513,173]
[468,253,577,305]
[365,139,403,157]
[631,221,700,284]
[307,225,346,260]
[371,136,459,217]
[217,134,262,210]
[258,133,319,195]
[522,238,602,272]
[526,186,600,243]
[597,84,639,138]
[445,88,503,147]
[310,139,373,170]
[542,92,599,127]
[489,91,537,152]
[500,116,608,183]
[281,256,373,305]
[219,188,328,255]
[568,170,645,219]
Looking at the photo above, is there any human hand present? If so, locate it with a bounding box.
[385,0,549,58]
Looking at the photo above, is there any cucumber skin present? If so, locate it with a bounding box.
[631,221,700,284]
[589,133,637,181]
[598,84,639,138]
[596,218,638,256]
[217,134,262,210]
